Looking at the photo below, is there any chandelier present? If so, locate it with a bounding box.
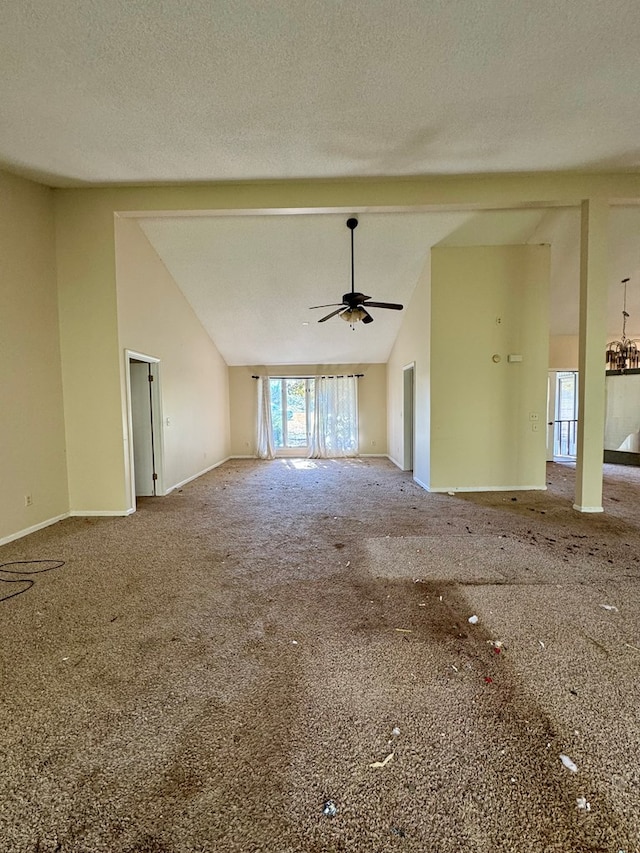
[605,278,640,371]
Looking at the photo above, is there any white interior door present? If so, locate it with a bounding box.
[130,361,156,496]
[403,364,415,471]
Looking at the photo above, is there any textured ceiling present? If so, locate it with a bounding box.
[532,206,640,339]
[137,212,461,365]
[4,1,640,366]
[136,208,640,366]
[137,210,548,365]
[2,0,640,185]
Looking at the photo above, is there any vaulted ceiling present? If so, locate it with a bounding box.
[139,210,537,366]
[135,207,640,365]
[3,1,640,364]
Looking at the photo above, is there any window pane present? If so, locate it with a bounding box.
[270,379,283,448]
[555,371,578,457]
[285,379,308,447]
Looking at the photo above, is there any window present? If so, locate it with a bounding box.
[256,374,359,459]
[269,378,314,452]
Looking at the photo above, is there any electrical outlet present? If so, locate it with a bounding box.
[529,412,539,421]
[24,494,33,507]
[531,423,539,432]
[371,440,376,446]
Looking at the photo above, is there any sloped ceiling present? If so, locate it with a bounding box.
[4,1,640,367]
[136,207,640,365]
[138,209,548,365]
[531,207,640,339]
[2,0,640,185]
[138,212,461,365]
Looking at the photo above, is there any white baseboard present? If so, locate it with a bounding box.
[228,454,255,459]
[0,512,70,547]
[387,454,403,470]
[429,484,547,493]
[413,475,429,490]
[165,456,232,494]
[359,453,389,458]
[69,508,135,517]
[573,503,604,513]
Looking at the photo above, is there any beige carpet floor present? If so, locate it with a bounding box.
[1,458,639,852]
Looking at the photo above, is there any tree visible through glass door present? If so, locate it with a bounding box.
[270,378,313,452]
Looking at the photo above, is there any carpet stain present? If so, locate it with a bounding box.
[1,459,640,851]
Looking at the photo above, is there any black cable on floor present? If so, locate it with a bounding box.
[0,560,65,604]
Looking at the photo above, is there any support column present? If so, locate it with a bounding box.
[574,198,608,513]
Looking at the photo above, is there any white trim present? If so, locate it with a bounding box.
[402,361,416,472]
[413,475,429,490]
[573,503,604,513]
[69,509,135,517]
[228,454,255,459]
[428,484,548,492]
[164,457,231,494]
[386,454,403,469]
[0,512,70,547]
[124,350,165,510]
[359,453,389,458]
[126,349,161,363]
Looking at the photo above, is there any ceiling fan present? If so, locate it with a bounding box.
[310,217,404,325]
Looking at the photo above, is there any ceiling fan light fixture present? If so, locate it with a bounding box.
[310,217,403,325]
[340,306,366,324]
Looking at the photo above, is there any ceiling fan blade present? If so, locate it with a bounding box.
[362,301,404,310]
[310,303,344,310]
[361,309,374,324]
[318,307,345,323]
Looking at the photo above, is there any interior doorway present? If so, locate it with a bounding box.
[548,370,578,461]
[126,351,164,508]
[403,363,415,471]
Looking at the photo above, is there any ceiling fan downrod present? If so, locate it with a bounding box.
[347,217,358,295]
[308,215,403,325]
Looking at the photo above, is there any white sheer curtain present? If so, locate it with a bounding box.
[309,375,358,458]
[256,376,275,459]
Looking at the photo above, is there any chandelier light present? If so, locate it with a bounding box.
[605,278,640,371]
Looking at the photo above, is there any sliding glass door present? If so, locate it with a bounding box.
[270,378,314,454]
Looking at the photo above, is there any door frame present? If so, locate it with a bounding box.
[549,369,579,461]
[124,349,165,511]
[402,362,415,472]
[271,376,314,456]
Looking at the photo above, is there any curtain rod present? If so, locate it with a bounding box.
[251,374,364,379]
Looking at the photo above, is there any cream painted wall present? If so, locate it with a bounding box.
[549,335,579,370]
[55,194,127,511]
[604,374,640,451]
[229,364,386,456]
[51,175,640,515]
[0,170,68,542]
[115,219,230,501]
[430,245,550,491]
[386,256,430,487]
